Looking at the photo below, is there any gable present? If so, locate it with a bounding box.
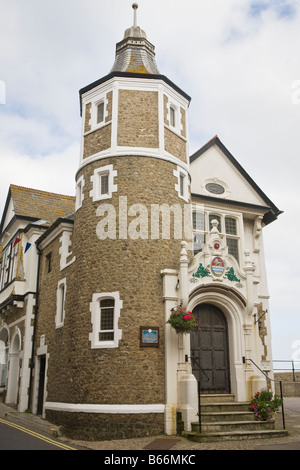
[190,136,282,224]
[1,196,15,234]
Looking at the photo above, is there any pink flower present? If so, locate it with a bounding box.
[183,314,192,320]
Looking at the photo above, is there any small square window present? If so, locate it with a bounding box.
[97,102,104,124]
[225,217,237,235]
[90,164,118,202]
[46,253,52,273]
[170,106,176,127]
[174,166,189,202]
[193,212,205,231]
[226,237,239,261]
[100,173,109,195]
[179,173,185,197]
[75,175,85,211]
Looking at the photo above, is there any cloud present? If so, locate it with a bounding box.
[0,143,79,211]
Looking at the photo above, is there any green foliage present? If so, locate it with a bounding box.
[225,267,240,282]
[167,306,201,334]
[250,389,283,421]
[192,263,210,279]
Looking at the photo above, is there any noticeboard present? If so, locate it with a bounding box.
[140,327,159,348]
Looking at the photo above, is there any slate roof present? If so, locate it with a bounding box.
[110,22,159,74]
[0,185,75,235]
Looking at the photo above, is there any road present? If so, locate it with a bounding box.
[0,417,84,450]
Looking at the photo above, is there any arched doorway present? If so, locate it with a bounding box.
[191,303,230,393]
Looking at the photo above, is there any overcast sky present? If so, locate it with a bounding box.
[1,0,299,365]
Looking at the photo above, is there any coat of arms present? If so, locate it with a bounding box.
[211,257,225,276]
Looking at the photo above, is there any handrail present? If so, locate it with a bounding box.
[190,352,210,433]
[246,358,286,429]
[273,360,300,382]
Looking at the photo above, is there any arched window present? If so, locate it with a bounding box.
[89,292,123,349]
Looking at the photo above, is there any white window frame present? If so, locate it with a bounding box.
[225,216,240,262]
[167,99,184,136]
[56,278,66,328]
[0,235,21,291]
[92,96,107,130]
[89,164,118,201]
[89,291,123,349]
[192,209,241,263]
[75,175,85,211]
[169,104,176,128]
[173,166,190,202]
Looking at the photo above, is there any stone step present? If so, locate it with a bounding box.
[201,410,255,422]
[200,402,251,413]
[192,419,275,433]
[185,429,289,443]
[200,394,235,404]
[185,394,289,442]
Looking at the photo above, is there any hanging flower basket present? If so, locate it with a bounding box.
[167,306,201,334]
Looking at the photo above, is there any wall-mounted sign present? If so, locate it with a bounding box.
[140,327,159,347]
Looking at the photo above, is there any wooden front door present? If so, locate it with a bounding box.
[191,303,230,393]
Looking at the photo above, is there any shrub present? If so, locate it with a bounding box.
[250,389,283,421]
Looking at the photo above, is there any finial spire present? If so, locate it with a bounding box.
[132,3,138,27]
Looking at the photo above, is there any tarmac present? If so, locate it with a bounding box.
[1,398,300,451]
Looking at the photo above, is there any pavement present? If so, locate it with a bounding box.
[1,398,300,451]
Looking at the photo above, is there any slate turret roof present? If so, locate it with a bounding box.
[110,4,159,75]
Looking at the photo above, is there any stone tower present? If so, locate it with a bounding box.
[44,5,192,439]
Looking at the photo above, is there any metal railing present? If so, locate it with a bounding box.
[246,358,286,430]
[189,355,288,432]
[190,352,210,433]
[273,360,300,382]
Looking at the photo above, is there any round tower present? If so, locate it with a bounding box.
[47,5,192,439]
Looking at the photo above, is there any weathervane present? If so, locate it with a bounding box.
[132,3,138,27]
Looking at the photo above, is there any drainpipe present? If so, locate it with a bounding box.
[27,244,42,411]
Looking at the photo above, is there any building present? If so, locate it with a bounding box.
[0,5,282,440]
[0,185,75,411]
